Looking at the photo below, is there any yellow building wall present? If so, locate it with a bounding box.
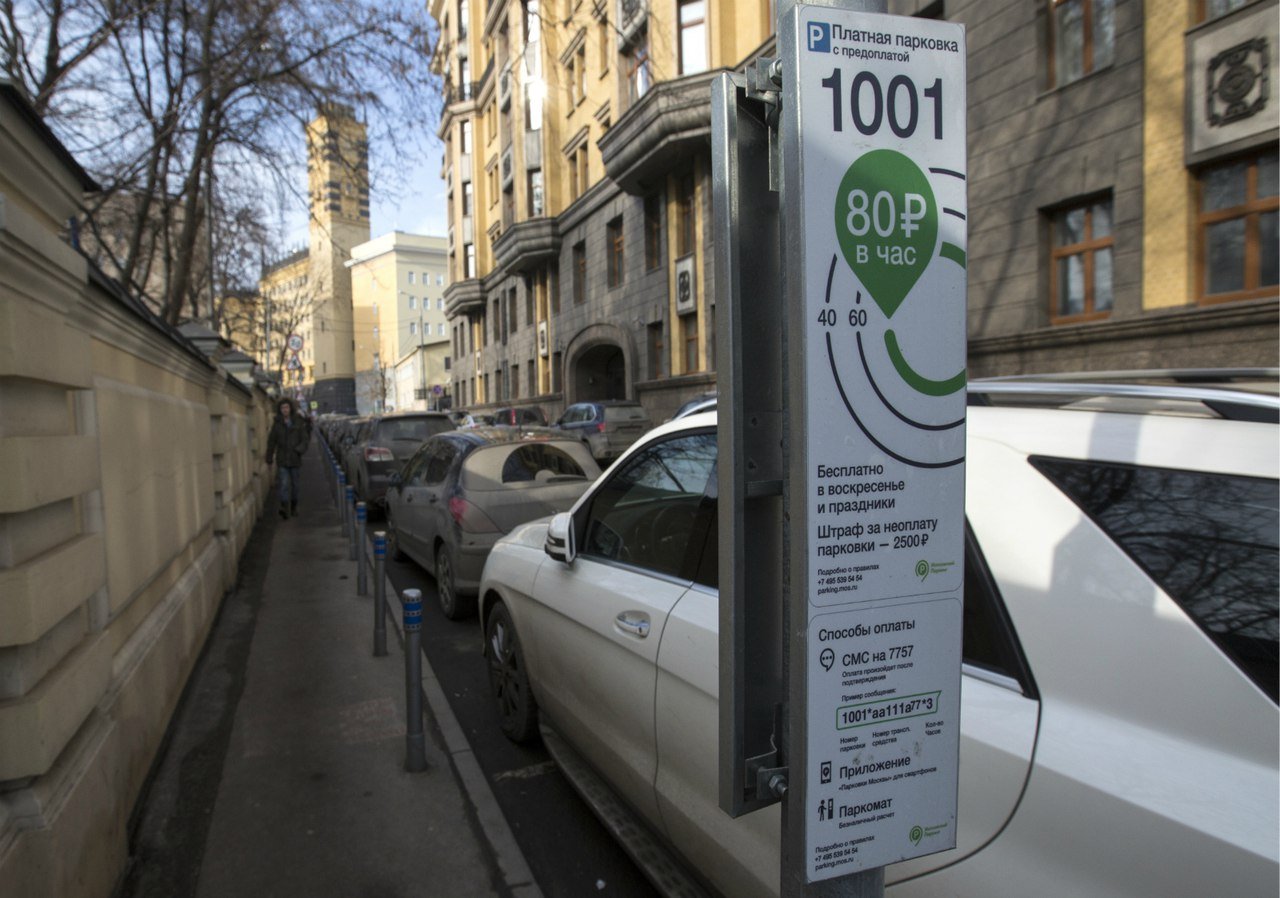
[1142,1,1195,310]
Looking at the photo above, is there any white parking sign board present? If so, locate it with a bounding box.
[792,6,966,879]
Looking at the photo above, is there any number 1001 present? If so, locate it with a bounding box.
[820,70,943,139]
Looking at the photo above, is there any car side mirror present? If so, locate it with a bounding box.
[545,512,576,564]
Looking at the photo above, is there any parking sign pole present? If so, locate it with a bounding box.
[717,1,968,896]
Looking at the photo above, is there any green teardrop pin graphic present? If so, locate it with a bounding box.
[834,149,937,319]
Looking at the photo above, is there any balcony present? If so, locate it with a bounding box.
[444,278,486,317]
[598,70,719,195]
[492,218,560,274]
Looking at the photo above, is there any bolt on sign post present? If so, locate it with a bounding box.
[786,3,967,890]
[714,2,967,896]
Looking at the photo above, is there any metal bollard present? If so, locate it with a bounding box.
[401,588,427,772]
[345,485,356,551]
[355,501,367,589]
[372,531,388,657]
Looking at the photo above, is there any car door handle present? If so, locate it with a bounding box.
[615,611,650,638]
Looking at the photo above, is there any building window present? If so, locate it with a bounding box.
[409,321,417,335]
[461,120,473,154]
[576,45,587,103]
[1203,0,1249,20]
[462,181,474,215]
[438,274,444,286]
[438,298,445,311]
[1198,153,1279,303]
[439,323,447,336]
[1051,197,1114,323]
[644,192,663,270]
[459,58,472,99]
[624,32,652,107]
[676,171,696,257]
[409,295,417,308]
[527,359,536,396]
[682,314,699,373]
[678,0,707,75]
[465,243,476,278]
[512,364,520,398]
[568,143,589,201]
[607,216,625,287]
[647,321,664,379]
[493,298,502,343]
[526,286,534,324]
[529,170,545,217]
[552,351,562,393]
[508,289,519,333]
[1051,0,1115,88]
[458,0,469,37]
[408,271,416,284]
[573,241,587,304]
[598,18,611,74]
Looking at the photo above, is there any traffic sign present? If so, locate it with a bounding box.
[792,5,966,880]
[286,353,302,371]
[287,333,304,352]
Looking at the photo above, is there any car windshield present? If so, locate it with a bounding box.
[461,442,599,490]
[604,405,647,422]
[377,417,453,442]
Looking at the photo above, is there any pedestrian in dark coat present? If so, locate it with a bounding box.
[266,397,311,518]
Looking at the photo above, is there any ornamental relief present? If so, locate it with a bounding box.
[1207,37,1269,127]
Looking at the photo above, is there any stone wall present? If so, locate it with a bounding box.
[0,85,273,898]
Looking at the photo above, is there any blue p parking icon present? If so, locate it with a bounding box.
[808,21,830,52]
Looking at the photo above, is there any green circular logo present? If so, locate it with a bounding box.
[915,560,930,581]
[909,825,924,845]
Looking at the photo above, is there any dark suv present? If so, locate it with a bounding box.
[554,400,652,462]
[350,412,455,508]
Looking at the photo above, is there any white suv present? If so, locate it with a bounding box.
[479,371,1279,897]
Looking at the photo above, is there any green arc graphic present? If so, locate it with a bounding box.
[885,330,967,397]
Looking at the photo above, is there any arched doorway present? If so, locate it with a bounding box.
[573,343,626,400]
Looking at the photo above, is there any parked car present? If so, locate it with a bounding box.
[348,412,455,508]
[478,373,1279,897]
[553,400,652,462]
[669,391,717,421]
[386,428,602,619]
[491,405,549,426]
[453,410,496,428]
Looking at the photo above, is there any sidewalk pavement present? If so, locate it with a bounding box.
[119,439,541,898]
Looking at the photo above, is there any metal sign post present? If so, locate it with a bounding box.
[716,1,967,895]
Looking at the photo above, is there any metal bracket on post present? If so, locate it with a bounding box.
[744,57,784,193]
[714,71,788,819]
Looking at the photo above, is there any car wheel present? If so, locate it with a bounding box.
[485,602,538,743]
[435,543,473,619]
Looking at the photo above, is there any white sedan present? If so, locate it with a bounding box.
[477,379,1279,897]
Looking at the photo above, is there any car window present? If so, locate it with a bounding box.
[403,444,434,486]
[963,525,1037,695]
[379,416,452,442]
[1032,457,1279,703]
[580,432,717,578]
[604,405,647,422]
[424,442,458,485]
[461,442,598,488]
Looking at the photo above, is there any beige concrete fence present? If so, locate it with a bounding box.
[1,84,274,897]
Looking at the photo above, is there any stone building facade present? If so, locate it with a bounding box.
[433,0,1277,425]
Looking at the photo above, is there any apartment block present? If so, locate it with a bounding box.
[348,232,452,412]
[432,0,1277,422]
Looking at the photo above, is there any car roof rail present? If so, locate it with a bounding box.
[968,369,1280,424]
